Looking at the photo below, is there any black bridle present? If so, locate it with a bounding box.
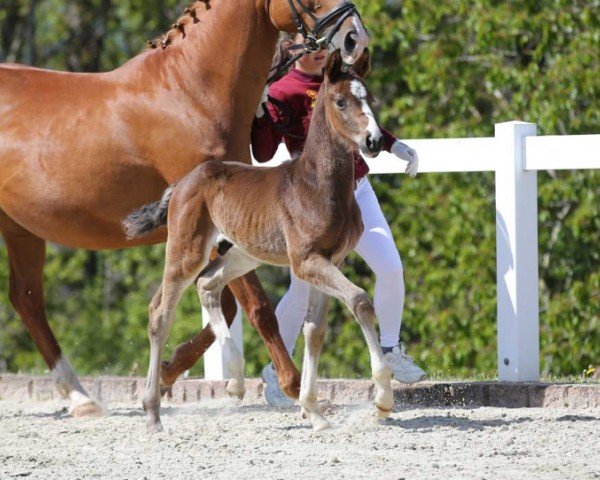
[287,0,360,52]
[267,0,361,84]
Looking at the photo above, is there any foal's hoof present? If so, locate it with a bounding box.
[70,401,103,418]
[225,379,245,400]
[376,406,392,418]
[146,421,164,434]
[301,399,332,419]
[312,416,332,432]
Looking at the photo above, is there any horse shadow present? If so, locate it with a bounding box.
[379,413,534,431]
[2,407,70,420]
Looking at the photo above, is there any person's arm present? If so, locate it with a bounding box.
[381,127,419,178]
[251,86,286,163]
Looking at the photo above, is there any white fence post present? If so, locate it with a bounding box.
[202,303,243,380]
[494,121,540,382]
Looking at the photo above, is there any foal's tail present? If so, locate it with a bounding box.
[122,184,176,239]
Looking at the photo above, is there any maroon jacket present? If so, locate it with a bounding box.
[251,68,396,181]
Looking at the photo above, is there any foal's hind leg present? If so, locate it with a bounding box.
[0,212,101,417]
[195,248,261,400]
[294,255,393,419]
[144,275,192,432]
[160,271,301,400]
[299,287,331,431]
[143,231,215,432]
[159,249,238,390]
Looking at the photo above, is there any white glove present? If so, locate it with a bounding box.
[255,85,270,118]
[391,139,419,177]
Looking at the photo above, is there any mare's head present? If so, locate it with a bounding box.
[320,49,383,158]
[266,0,368,65]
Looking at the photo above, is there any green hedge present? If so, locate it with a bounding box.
[0,0,598,379]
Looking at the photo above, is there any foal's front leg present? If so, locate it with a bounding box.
[294,255,393,419]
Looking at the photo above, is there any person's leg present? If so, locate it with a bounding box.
[353,178,426,382]
[261,272,310,407]
[354,178,404,347]
[276,274,311,355]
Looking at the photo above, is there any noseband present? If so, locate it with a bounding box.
[267,0,360,83]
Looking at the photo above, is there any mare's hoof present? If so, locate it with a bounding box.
[281,376,301,399]
[160,385,173,398]
[160,361,178,389]
[70,401,103,418]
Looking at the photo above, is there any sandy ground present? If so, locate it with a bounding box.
[0,398,599,480]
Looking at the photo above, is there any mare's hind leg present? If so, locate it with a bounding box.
[195,248,261,400]
[227,273,301,399]
[299,287,331,431]
[0,211,101,417]
[293,255,393,420]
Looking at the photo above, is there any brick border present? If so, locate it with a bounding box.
[0,374,598,408]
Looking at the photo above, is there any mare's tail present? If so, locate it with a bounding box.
[122,184,176,239]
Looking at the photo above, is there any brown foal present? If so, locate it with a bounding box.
[0,0,368,416]
[124,50,394,432]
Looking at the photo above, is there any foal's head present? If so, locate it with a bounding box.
[321,49,383,158]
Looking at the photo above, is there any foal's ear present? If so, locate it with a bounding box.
[351,48,371,79]
[325,49,344,83]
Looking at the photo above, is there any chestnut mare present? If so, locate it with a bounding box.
[123,50,394,432]
[0,0,368,416]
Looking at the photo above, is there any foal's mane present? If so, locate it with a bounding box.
[145,0,213,51]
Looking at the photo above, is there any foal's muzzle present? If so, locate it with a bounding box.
[364,132,383,157]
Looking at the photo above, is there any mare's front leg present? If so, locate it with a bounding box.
[294,255,393,419]
[195,248,261,399]
[299,287,331,431]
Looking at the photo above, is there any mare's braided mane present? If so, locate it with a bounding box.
[145,0,212,50]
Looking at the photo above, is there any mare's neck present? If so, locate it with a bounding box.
[298,96,356,196]
[123,0,279,158]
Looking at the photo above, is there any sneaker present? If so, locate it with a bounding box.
[384,343,427,383]
[261,363,294,408]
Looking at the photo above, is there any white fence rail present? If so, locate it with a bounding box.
[202,121,600,382]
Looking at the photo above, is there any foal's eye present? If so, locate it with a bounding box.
[335,98,346,109]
